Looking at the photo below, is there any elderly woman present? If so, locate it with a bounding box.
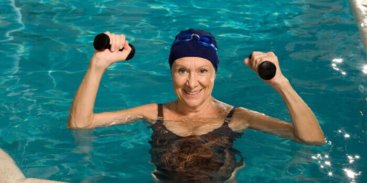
[68,29,325,182]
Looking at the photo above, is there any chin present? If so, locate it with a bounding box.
[182,95,211,108]
[183,99,203,108]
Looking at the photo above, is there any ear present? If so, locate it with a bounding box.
[212,70,217,80]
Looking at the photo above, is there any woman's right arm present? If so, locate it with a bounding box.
[68,32,155,129]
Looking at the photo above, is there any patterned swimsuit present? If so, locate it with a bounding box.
[149,104,244,182]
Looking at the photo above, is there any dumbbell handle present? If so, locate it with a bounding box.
[93,33,135,60]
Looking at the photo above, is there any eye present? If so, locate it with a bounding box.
[199,68,208,74]
[177,68,188,75]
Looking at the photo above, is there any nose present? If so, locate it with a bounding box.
[186,73,198,89]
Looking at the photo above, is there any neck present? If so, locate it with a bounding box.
[175,97,215,117]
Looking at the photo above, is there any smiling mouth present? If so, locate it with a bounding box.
[183,89,202,97]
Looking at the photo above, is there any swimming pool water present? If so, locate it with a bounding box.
[0,0,366,182]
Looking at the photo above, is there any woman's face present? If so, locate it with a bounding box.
[171,57,216,108]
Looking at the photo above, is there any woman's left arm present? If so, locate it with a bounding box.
[243,51,325,145]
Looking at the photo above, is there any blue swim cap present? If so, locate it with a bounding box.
[169,29,219,71]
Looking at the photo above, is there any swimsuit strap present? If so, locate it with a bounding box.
[224,107,236,124]
[157,103,164,123]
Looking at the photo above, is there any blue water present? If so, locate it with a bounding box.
[0,0,366,182]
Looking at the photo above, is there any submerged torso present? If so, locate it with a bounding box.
[149,104,243,182]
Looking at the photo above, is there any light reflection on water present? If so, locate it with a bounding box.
[309,128,364,183]
[331,58,347,76]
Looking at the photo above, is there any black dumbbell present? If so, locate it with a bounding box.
[248,53,276,80]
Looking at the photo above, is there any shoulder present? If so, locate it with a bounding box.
[210,100,252,132]
[136,102,175,123]
[228,107,258,132]
[130,103,158,124]
[212,99,233,112]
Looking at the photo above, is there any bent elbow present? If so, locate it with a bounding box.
[67,115,94,130]
[293,128,326,146]
[67,121,93,130]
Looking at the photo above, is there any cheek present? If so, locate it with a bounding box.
[200,76,215,88]
[172,75,186,88]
